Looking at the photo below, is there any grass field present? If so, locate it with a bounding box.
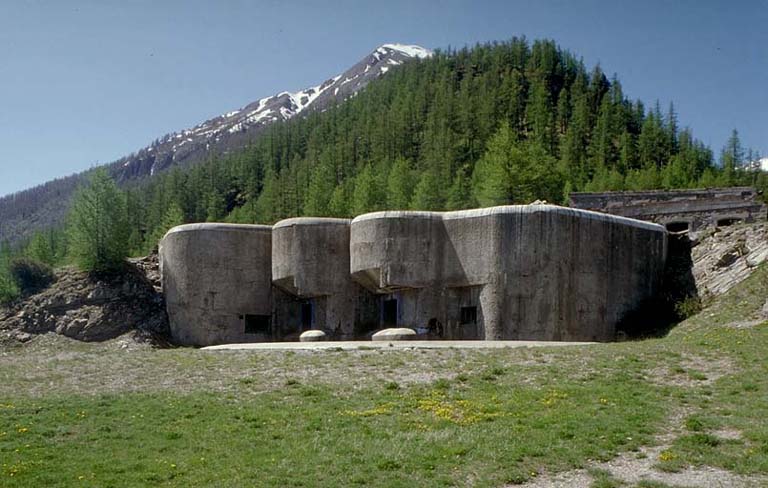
[1,265,767,487]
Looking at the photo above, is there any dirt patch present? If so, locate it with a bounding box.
[517,404,765,488]
[646,353,735,388]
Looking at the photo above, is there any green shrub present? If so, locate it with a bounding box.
[9,257,54,295]
[0,269,19,305]
[675,296,703,319]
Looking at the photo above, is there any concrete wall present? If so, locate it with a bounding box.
[159,223,274,346]
[570,187,767,232]
[350,205,667,342]
[272,218,377,339]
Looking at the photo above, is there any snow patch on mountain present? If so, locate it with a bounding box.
[115,43,433,181]
[381,43,432,59]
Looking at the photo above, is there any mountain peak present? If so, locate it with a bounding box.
[112,43,433,181]
[378,43,433,59]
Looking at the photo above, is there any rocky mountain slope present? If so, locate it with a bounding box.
[112,43,431,182]
[0,43,432,245]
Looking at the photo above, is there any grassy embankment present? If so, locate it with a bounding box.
[1,265,766,487]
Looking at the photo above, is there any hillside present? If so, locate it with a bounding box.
[0,44,432,246]
[125,38,725,255]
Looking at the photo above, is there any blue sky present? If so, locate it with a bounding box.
[0,0,766,197]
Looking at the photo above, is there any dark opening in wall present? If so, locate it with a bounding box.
[243,314,270,335]
[460,306,477,325]
[301,302,313,331]
[383,299,398,327]
[665,221,689,233]
[717,218,742,227]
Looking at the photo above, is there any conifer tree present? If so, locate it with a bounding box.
[303,156,337,216]
[148,203,185,249]
[386,157,414,210]
[352,165,385,215]
[0,242,18,304]
[446,165,474,210]
[67,169,129,273]
[410,170,444,210]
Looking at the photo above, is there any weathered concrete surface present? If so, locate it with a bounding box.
[202,340,597,351]
[371,328,417,341]
[272,218,377,339]
[570,187,767,232]
[351,205,667,342]
[160,223,274,346]
[161,204,667,346]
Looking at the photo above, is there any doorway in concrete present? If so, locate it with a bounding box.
[301,302,313,331]
[382,298,398,327]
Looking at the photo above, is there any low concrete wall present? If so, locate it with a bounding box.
[350,205,667,342]
[159,223,273,346]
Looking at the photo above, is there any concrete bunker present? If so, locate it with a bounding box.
[160,204,668,346]
[271,218,378,339]
[350,205,667,342]
[159,223,275,346]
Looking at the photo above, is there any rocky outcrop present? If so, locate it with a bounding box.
[0,253,168,345]
[691,223,768,298]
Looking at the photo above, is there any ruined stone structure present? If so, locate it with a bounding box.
[570,187,767,233]
[160,205,668,346]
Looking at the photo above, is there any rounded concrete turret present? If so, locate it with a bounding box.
[160,223,273,346]
[272,218,352,297]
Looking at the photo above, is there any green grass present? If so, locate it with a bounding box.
[1,263,767,486]
[0,359,665,486]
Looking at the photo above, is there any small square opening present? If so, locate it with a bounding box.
[717,218,742,227]
[460,306,477,325]
[243,314,270,335]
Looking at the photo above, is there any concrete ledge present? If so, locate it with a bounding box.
[201,340,597,351]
